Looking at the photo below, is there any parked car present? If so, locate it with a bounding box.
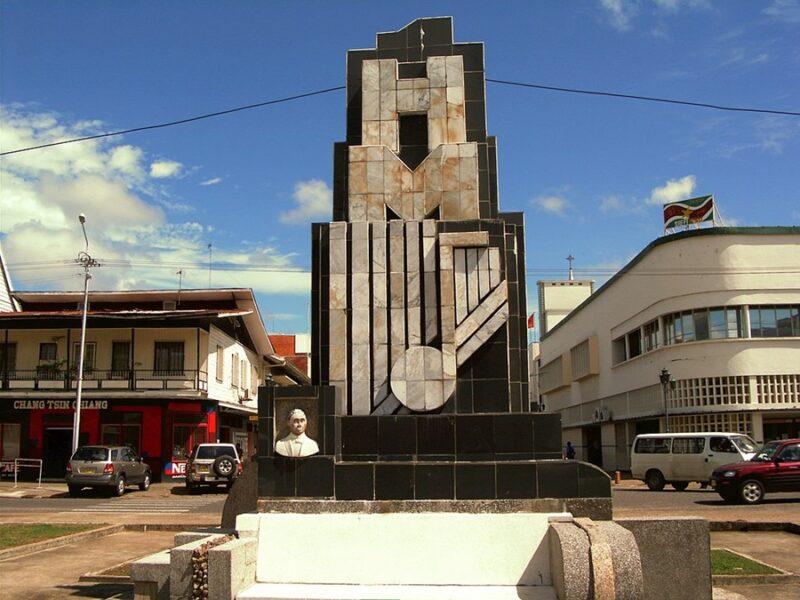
[630,432,758,491]
[185,443,241,494]
[66,445,151,497]
[711,438,800,504]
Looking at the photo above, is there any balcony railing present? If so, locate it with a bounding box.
[0,369,209,392]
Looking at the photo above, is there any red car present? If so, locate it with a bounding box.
[711,438,800,504]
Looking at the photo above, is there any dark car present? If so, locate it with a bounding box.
[711,438,800,504]
[185,443,241,494]
[66,445,152,497]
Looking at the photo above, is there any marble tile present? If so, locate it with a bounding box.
[401,169,414,193]
[351,309,371,344]
[446,85,464,108]
[329,222,347,240]
[459,156,478,190]
[384,192,403,218]
[348,194,367,221]
[362,121,380,145]
[454,282,507,347]
[412,169,426,192]
[430,87,446,119]
[442,347,457,379]
[379,59,397,90]
[397,79,413,90]
[384,160,401,193]
[439,268,454,307]
[367,146,384,162]
[351,344,371,381]
[456,304,508,367]
[406,381,426,411]
[362,60,380,91]
[441,305,456,343]
[389,272,405,305]
[350,146,368,162]
[329,273,348,309]
[439,245,453,270]
[329,235,347,274]
[424,347,443,379]
[349,161,368,195]
[489,247,501,288]
[373,343,388,382]
[422,235,436,272]
[422,219,437,237]
[352,231,369,273]
[424,308,438,345]
[424,271,438,308]
[351,381,372,415]
[407,271,420,307]
[441,144,458,160]
[402,192,414,220]
[442,157,461,192]
[380,120,398,152]
[412,191,425,219]
[407,306,421,345]
[405,347,424,380]
[380,90,397,121]
[372,298,387,335]
[371,237,386,273]
[371,220,387,239]
[352,220,369,240]
[390,307,405,347]
[366,194,385,221]
[413,78,429,91]
[458,143,477,158]
[477,247,490,299]
[389,237,404,273]
[424,379,444,411]
[428,117,447,150]
[397,89,413,112]
[445,55,464,87]
[329,344,347,380]
[424,190,442,216]
[405,221,420,263]
[460,189,479,219]
[447,115,466,144]
[454,248,468,324]
[352,273,370,308]
[391,379,406,403]
[366,159,384,193]
[441,190,461,220]
[362,89,380,121]
[425,156,443,191]
[390,344,404,371]
[390,352,405,379]
[329,308,347,340]
[466,248,479,313]
[439,231,490,247]
[427,56,447,88]
[413,88,431,111]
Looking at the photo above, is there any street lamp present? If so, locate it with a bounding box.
[72,214,99,454]
[659,367,675,433]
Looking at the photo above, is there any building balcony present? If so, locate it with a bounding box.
[0,369,209,393]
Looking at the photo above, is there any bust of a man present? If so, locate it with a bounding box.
[274,409,320,458]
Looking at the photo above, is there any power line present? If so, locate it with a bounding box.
[486,78,800,117]
[3,78,798,157]
[0,86,345,156]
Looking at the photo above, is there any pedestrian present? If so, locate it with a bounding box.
[564,441,576,460]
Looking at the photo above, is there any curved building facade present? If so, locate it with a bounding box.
[538,227,800,471]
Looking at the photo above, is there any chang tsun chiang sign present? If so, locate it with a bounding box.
[663,195,715,230]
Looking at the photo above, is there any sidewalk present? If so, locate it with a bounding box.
[0,478,185,499]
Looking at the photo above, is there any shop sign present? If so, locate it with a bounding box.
[164,460,187,478]
[13,399,109,410]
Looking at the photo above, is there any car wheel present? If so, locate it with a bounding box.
[213,455,236,478]
[740,479,765,504]
[138,472,151,491]
[113,475,126,497]
[68,485,81,497]
[645,470,666,491]
[672,482,689,491]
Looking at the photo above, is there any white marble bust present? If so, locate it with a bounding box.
[274,409,320,458]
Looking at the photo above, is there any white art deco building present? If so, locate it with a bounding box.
[538,227,800,471]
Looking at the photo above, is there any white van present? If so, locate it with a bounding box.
[630,432,758,491]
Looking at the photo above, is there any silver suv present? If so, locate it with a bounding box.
[66,445,152,497]
[185,443,241,494]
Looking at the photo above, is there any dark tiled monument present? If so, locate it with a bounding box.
[257,17,610,506]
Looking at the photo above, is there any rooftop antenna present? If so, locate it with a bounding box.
[176,270,183,306]
[566,254,575,281]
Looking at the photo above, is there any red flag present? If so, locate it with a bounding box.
[527,314,535,329]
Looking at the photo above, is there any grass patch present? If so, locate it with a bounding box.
[711,549,781,576]
[0,523,100,550]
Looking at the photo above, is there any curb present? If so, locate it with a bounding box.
[710,521,800,535]
[0,524,122,561]
[713,574,800,586]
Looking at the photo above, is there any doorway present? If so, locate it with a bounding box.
[585,426,603,468]
[43,427,73,478]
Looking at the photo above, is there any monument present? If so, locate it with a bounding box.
[133,19,712,600]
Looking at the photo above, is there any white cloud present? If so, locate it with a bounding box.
[149,160,183,178]
[647,175,696,205]
[599,195,624,212]
[200,177,222,186]
[599,0,710,31]
[532,195,570,216]
[279,179,332,224]
[764,0,800,24]
[600,0,638,31]
[0,105,308,297]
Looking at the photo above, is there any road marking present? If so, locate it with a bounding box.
[71,496,222,513]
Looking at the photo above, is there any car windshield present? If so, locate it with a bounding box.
[731,435,758,453]
[72,447,109,462]
[752,441,781,462]
[195,446,236,460]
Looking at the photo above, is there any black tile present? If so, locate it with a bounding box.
[578,463,612,498]
[377,47,406,61]
[398,62,426,79]
[259,456,296,497]
[323,415,335,455]
[464,72,485,103]
[377,29,406,50]
[465,101,486,132]
[415,464,454,499]
[417,415,455,457]
[493,414,533,454]
[296,456,334,497]
[335,463,374,500]
[378,417,417,456]
[456,415,494,458]
[533,413,563,455]
[537,461,579,498]
[453,43,484,72]
[417,17,452,46]
[339,416,378,457]
[455,379,473,413]
[375,464,414,500]
[455,463,495,499]
[472,379,509,413]
[496,463,537,499]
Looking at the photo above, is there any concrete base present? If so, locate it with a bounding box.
[236,582,557,599]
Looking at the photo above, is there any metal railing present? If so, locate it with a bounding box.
[1,369,209,392]
[13,458,43,488]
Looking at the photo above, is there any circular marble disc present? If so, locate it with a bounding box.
[390,346,455,412]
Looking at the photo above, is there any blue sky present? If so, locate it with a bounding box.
[1,1,798,337]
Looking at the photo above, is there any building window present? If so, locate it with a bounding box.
[0,343,17,376]
[0,422,21,460]
[231,354,239,388]
[37,342,59,377]
[111,341,130,377]
[643,320,659,352]
[240,358,248,390]
[750,305,800,337]
[665,307,741,345]
[154,342,184,376]
[216,345,224,381]
[627,329,642,359]
[612,336,626,365]
[39,342,57,362]
[71,342,97,372]
[101,413,142,453]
